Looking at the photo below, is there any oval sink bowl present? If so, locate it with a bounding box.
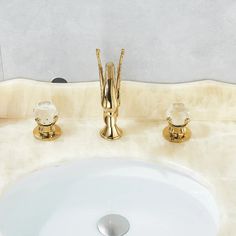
[0,158,219,236]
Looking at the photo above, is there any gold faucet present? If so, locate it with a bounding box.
[96,48,125,140]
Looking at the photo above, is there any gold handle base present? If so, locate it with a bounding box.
[163,125,191,143]
[100,125,123,140]
[33,124,61,141]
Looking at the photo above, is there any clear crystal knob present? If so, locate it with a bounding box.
[34,101,58,126]
[166,103,190,126]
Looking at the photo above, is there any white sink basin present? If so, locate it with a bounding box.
[0,158,219,236]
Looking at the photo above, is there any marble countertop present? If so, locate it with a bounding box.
[0,79,235,236]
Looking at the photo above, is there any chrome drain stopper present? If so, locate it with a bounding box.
[97,214,130,236]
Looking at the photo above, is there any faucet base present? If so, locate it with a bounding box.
[163,125,191,143]
[100,125,123,140]
[33,124,61,141]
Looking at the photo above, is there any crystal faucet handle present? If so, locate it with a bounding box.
[163,103,191,143]
[33,101,61,141]
[166,103,190,126]
[34,101,58,126]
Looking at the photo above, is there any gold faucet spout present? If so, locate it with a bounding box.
[102,62,118,112]
[96,49,125,140]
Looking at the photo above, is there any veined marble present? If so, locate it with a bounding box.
[0,79,235,120]
[0,79,235,236]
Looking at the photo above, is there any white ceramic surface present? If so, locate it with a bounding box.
[0,158,219,236]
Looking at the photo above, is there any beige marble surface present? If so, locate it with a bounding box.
[0,79,236,235]
[0,78,236,121]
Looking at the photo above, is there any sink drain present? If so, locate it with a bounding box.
[97,214,130,236]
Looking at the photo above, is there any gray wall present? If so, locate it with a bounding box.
[0,0,236,83]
